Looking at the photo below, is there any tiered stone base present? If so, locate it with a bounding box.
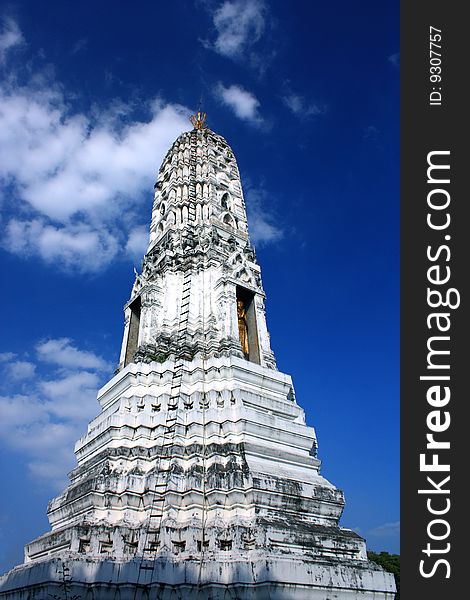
[0,555,396,599]
[0,358,396,598]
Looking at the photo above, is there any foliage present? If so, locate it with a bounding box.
[368,551,400,599]
[146,351,168,363]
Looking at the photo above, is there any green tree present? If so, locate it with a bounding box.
[368,551,400,599]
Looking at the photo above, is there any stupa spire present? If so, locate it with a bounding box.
[125,124,275,370]
[189,110,207,130]
[0,125,395,600]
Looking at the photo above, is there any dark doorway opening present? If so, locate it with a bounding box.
[236,287,260,364]
[124,296,141,367]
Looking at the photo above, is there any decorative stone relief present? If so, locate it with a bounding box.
[0,123,395,600]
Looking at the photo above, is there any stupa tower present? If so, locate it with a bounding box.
[0,114,396,599]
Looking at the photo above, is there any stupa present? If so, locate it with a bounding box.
[0,113,396,599]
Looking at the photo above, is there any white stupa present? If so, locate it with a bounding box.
[0,113,396,599]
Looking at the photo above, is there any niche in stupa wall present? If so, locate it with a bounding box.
[124,296,141,367]
[220,191,231,211]
[222,213,237,229]
[236,286,261,365]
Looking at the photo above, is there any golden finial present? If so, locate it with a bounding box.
[190,111,208,130]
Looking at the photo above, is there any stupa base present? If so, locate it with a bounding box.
[0,554,396,599]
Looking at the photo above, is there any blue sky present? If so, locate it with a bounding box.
[0,0,399,572]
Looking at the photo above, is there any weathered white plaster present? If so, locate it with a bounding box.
[0,124,395,599]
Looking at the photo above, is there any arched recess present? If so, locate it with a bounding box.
[124,295,141,367]
[223,213,236,228]
[221,192,231,210]
[236,286,260,364]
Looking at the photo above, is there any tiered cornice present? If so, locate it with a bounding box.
[0,121,396,600]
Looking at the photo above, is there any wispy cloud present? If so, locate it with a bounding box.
[205,0,266,59]
[72,38,88,54]
[36,337,111,371]
[281,81,327,119]
[125,226,149,261]
[282,93,326,118]
[0,339,110,489]
[244,183,284,246]
[0,19,190,273]
[368,521,400,537]
[4,360,36,380]
[214,82,262,124]
[363,125,380,141]
[0,17,24,63]
[388,53,399,68]
[4,219,121,274]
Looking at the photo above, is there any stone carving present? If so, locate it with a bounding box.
[237,299,249,358]
[0,124,395,600]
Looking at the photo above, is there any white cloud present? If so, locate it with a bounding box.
[0,339,109,489]
[6,360,36,380]
[0,17,24,63]
[28,453,75,488]
[0,19,191,273]
[36,338,109,371]
[125,226,149,260]
[0,394,46,430]
[363,125,380,141]
[215,82,262,124]
[388,53,399,68]
[245,184,283,246]
[0,388,81,489]
[0,83,188,222]
[72,38,88,54]
[209,0,266,59]
[4,218,120,273]
[368,521,400,537]
[282,93,326,118]
[41,371,102,420]
[0,392,82,488]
